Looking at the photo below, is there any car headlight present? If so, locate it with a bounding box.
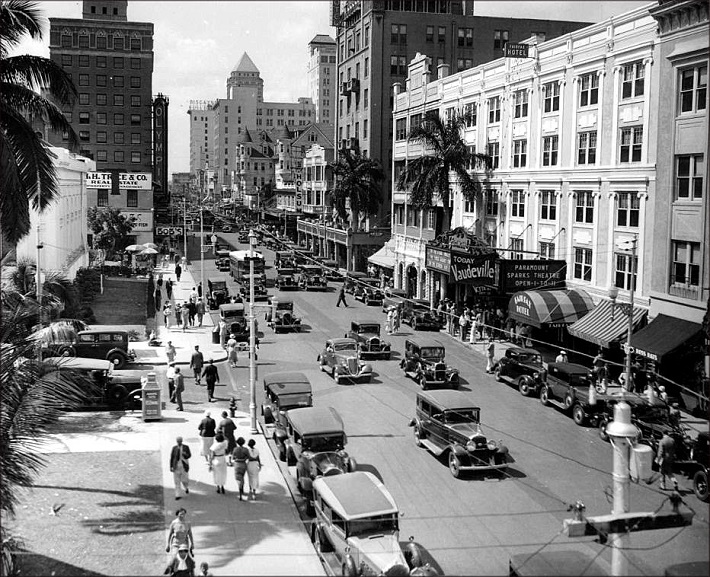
[533,372,539,379]
[465,441,477,451]
[487,440,498,451]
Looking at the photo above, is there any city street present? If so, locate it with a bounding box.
[185,233,710,576]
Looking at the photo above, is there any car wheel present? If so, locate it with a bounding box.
[518,376,531,396]
[313,526,332,553]
[277,442,286,463]
[413,424,423,447]
[58,345,76,357]
[599,419,610,442]
[412,318,418,330]
[540,386,551,406]
[693,470,709,502]
[107,351,126,369]
[572,404,586,426]
[419,375,428,390]
[107,384,128,405]
[494,367,503,383]
[563,394,574,411]
[448,452,461,478]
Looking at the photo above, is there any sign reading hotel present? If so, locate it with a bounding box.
[499,259,567,292]
[450,253,497,286]
[504,43,530,58]
[87,172,152,190]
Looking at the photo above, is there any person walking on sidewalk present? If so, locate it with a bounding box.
[166,278,173,300]
[555,350,568,363]
[486,339,496,374]
[218,411,237,453]
[198,410,216,464]
[154,289,162,317]
[174,303,182,328]
[173,368,185,411]
[202,359,220,402]
[219,319,229,349]
[169,438,191,500]
[336,283,348,307]
[164,544,195,577]
[181,302,190,332]
[196,299,205,327]
[190,346,204,385]
[189,287,198,304]
[392,305,401,334]
[246,438,262,500]
[227,335,238,368]
[166,341,177,364]
[197,282,203,299]
[198,562,213,577]
[187,300,197,327]
[657,431,678,491]
[229,437,249,501]
[166,362,177,402]
[175,262,182,283]
[208,432,229,494]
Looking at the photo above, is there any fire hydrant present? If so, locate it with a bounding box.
[229,397,238,418]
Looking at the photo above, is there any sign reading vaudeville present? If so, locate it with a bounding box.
[86,172,152,190]
[425,246,451,274]
[499,259,567,292]
[450,253,497,286]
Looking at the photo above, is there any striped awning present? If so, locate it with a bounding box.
[508,289,594,328]
[567,300,647,348]
[367,240,396,270]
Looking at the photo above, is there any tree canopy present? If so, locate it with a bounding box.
[87,206,136,256]
[331,148,384,228]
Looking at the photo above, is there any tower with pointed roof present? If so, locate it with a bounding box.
[227,52,264,102]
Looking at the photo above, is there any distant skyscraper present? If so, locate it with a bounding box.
[307,35,337,132]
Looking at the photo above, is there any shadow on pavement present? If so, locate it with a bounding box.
[352,463,383,482]
[14,550,106,577]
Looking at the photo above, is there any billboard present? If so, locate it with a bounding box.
[122,210,154,232]
[86,172,152,190]
[499,259,567,292]
[450,253,497,286]
[425,246,451,274]
[153,94,169,196]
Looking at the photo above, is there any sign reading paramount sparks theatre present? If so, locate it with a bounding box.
[86,172,152,190]
[450,253,497,286]
[499,259,567,292]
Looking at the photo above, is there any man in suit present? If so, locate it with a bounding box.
[169,436,191,500]
[189,345,204,385]
[173,368,185,411]
[218,410,237,453]
[201,359,220,403]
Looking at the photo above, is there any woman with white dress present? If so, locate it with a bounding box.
[209,433,228,494]
[246,438,262,500]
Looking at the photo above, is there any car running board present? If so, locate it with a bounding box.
[420,438,446,457]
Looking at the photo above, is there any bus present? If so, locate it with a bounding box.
[229,249,266,283]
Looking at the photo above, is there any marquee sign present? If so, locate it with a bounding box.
[450,253,497,286]
[499,259,567,292]
[153,94,169,196]
[425,246,451,274]
[429,227,495,256]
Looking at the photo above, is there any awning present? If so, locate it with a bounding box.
[367,240,396,270]
[629,314,702,362]
[567,300,647,348]
[508,288,594,328]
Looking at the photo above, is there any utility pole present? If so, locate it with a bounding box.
[36,222,43,361]
[623,236,637,392]
[200,208,205,304]
[248,229,258,434]
[183,197,187,258]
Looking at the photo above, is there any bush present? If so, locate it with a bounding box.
[74,268,101,304]
[76,305,96,324]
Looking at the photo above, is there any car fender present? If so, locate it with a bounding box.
[107,347,127,359]
[451,443,469,460]
[273,427,288,442]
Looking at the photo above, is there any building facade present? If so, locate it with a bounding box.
[307,34,337,132]
[187,101,215,175]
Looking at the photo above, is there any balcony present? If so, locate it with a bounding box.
[340,82,349,96]
[668,283,700,301]
[347,137,359,151]
[347,78,360,93]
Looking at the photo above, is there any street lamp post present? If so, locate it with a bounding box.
[182,197,187,258]
[248,229,258,434]
[199,208,205,306]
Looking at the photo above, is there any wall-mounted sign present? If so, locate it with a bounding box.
[504,43,530,58]
[122,210,154,232]
[450,253,497,286]
[425,246,451,274]
[87,172,152,190]
[156,226,183,236]
[499,259,567,292]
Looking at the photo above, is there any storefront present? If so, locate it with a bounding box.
[567,300,648,349]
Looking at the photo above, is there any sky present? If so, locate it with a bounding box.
[17,1,651,175]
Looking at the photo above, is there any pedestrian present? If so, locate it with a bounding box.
[486,338,495,374]
[198,562,213,577]
[196,299,205,327]
[190,345,204,385]
[154,289,162,316]
[197,282,203,299]
[336,283,348,307]
[164,543,195,577]
[166,508,194,557]
[173,368,185,411]
[218,410,237,453]
[392,305,401,334]
[246,438,262,500]
[555,350,568,363]
[209,432,229,494]
[157,274,164,289]
[505,316,516,342]
[169,437,191,500]
[163,301,172,328]
[446,303,454,334]
[436,301,444,323]
[227,334,238,368]
[166,362,177,402]
[181,302,190,332]
[187,300,197,327]
[386,307,394,334]
[166,278,173,300]
[174,253,181,266]
[229,436,249,501]
[219,319,229,349]
[190,286,198,303]
[198,410,216,464]
[175,303,182,327]
[459,309,469,342]
[166,340,177,364]
[202,359,220,402]
[175,263,182,282]
[470,310,481,344]
[657,431,678,491]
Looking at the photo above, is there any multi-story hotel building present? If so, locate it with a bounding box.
[47,0,155,245]
[307,35,337,132]
[187,101,216,174]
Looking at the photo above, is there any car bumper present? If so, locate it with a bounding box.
[359,350,390,358]
[458,462,508,472]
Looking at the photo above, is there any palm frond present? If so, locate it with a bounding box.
[0,55,77,108]
[0,1,44,58]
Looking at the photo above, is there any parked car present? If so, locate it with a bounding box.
[265,298,302,333]
[262,372,313,450]
[354,278,384,305]
[275,250,296,270]
[494,347,546,396]
[344,271,368,294]
[401,299,442,331]
[539,362,602,426]
[345,320,392,359]
[317,338,374,384]
[207,277,229,310]
[311,471,429,576]
[409,390,509,478]
[299,265,328,291]
[320,260,342,282]
[382,288,407,313]
[45,329,136,369]
[277,267,300,291]
[401,338,459,389]
[215,249,231,272]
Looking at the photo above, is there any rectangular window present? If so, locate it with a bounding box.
[114,132,124,144]
[79,130,90,142]
[464,102,476,127]
[96,131,107,143]
[575,191,595,223]
[494,29,509,51]
[676,155,704,200]
[61,54,72,66]
[95,55,106,68]
[615,253,638,290]
[78,74,89,86]
[539,242,555,259]
[113,94,124,106]
[130,37,141,51]
[543,82,560,112]
[114,36,124,50]
[426,25,434,42]
[619,126,643,162]
[511,190,525,217]
[485,189,498,216]
[130,76,140,88]
[679,65,707,114]
[130,58,140,69]
[96,112,107,125]
[126,189,138,207]
[96,74,107,87]
[487,142,500,169]
[395,118,407,140]
[97,93,107,106]
[78,55,89,67]
[61,34,72,48]
[131,151,141,163]
[622,61,645,99]
[540,191,557,221]
[579,73,599,107]
[512,139,527,168]
[363,119,368,139]
[488,96,501,123]
[113,56,124,68]
[574,247,593,281]
[510,238,524,260]
[616,192,640,227]
[78,35,89,48]
[113,75,124,88]
[131,95,141,107]
[131,133,141,145]
[438,26,446,43]
[577,131,597,165]
[364,57,369,78]
[114,113,124,125]
[130,114,141,125]
[96,150,107,162]
[79,93,90,105]
[390,55,399,75]
[514,90,528,118]
[79,112,90,124]
[672,241,700,286]
[542,135,558,166]
[97,190,108,207]
[96,35,106,49]
[114,150,124,162]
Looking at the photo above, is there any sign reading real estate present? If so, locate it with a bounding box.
[450,253,497,286]
[87,172,152,190]
[499,259,567,292]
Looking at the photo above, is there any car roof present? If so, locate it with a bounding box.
[352,320,381,327]
[43,357,114,371]
[548,362,589,374]
[406,338,445,348]
[329,338,357,346]
[508,347,541,355]
[264,372,312,395]
[301,264,321,269]
[78,329,129,336]
[286,406,345,435]
[219,303,245,312]
[208,276,226,282]
[347,271,368,278]
[313,471,398,520]
[417,390,480,410]
[387,289,407,296]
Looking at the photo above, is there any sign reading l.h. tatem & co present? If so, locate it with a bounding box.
[86,172,152,190]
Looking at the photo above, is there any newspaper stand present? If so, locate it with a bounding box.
[141,372,162,421]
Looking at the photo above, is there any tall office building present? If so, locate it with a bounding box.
[307,35,337,132]
[48,1,155,244]
[187,101,216,174]
[332,0,590,228]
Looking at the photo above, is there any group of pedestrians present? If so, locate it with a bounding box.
[164,507,213,576]
[385,305,400,334]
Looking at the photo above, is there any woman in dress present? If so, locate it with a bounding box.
[227,334,238,368]
[165,508,194,558]
[246,438,262,500]
[209,433,228,494]
[229,437,249,501]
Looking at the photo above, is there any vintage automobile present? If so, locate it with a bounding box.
[317,338,374,384]
[262,372,313,442]
[345,320,392,359]
[239,278,269,301]
[311,471,430,576]
[218,303,254,341]
[344,271,368,294]
[215,249,231,272]
[299,265,328,291]
[401,338,459,389]
[275,250,296,270]
[265,298,302,333]
[276,267,300,291]
[207,277,229,310]
[539,362,603,426]
[221,224,232,233]
[353,278,384,306]
[401,299,442,331]
[46,329,136,369]
[494,347,546,396]
[382,288,407,313]
[320,259,342,282]
[409,390,509,478]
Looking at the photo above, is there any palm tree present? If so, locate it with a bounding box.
[1,0,78,246]
[397,109,491,231]
[331,148,384,230]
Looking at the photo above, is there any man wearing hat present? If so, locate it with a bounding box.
[555,350,568,363]
[164,543,195,576]
[169,436,191,500]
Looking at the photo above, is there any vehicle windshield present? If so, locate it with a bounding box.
[277,393,311,411]
[518,353,542,364]
[420,347,444,360]
[277,303,294,311]
[212,282,227,290]
[347,513,399,538]
[333,342,357,353]
[303,434,344,452]
[569,374,591,386]
[357,325,380,335]
[444,408,480,424]
[279,269,297,275]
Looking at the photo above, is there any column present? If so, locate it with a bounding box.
[636,189,648,295]
[641,57,653,164]
[610,66,622,167]
[569,77,579,166]
[596,69,606,165]
[606,190,617,290]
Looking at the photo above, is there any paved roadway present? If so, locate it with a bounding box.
[195,231,708,576]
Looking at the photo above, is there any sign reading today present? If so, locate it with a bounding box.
[86,172,152,190]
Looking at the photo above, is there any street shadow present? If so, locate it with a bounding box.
[504,466,527,479]
[33,482,162,502]
[14,549,106,576]
[353,462,383,482]
[87,508,164,535]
